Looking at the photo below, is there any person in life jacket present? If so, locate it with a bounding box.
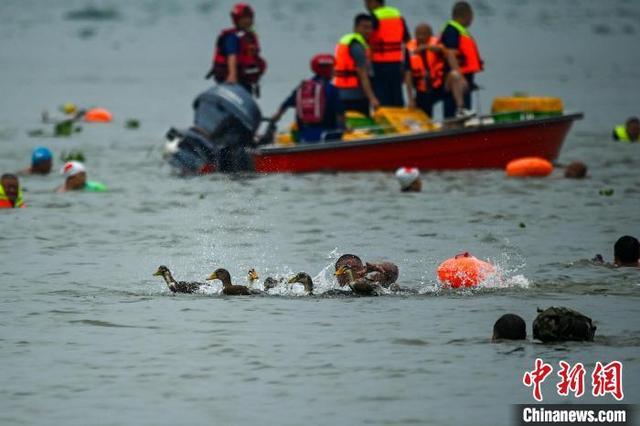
[333,14,379,117]
[208,3,267,97]
[18,146,53,176]
[0,174,25,209]
[56,161,107,193]
[364,0,411,107]
[612,116,639,142]
[271,54,345,143]
[404,23,447,118]
[440,1,484,119]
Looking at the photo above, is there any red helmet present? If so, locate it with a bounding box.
[311,54,335,79]
[231,3,254,22]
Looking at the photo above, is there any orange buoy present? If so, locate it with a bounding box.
[506,157,553,177]
[437,252,496,288]
[84,108,113,123]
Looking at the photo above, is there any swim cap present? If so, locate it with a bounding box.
[32,147,52,165]
[60,161,86,178]
[395,167,420,189]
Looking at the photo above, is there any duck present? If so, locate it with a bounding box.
[335,265,378,296]
[287,272,314,295]
[207,268,252,295]
[248,268,284,291]
[247,268,260,285]
[153,265,204,294]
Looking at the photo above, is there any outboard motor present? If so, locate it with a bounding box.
[164,84,262,174]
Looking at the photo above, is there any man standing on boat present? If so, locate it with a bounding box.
[364,0,410,107]
[207,3,266,97]
[333,14,379,117]
[404,23,446,118]
[271,54,345,143]
[440,1,483,118]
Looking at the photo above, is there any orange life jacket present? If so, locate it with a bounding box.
[333,33,369,90]
[369,6,404,63]
[443,20,483,75]
[407,37,445,92]
[212,28,267,85]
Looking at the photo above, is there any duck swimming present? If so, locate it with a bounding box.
[248,268,284,291]
[287,272,314,295]
[207,268,252,295]
[153,265,204,294]
[335,265,378,296]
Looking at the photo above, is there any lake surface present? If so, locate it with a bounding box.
[0,1,638,425]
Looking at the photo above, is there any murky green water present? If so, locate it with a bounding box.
[1,1,638,425]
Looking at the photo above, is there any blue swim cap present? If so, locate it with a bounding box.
[32,146,52,165]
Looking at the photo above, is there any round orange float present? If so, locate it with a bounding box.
[84,108,113,123]
[437,252,496,288]
[505,157,553,177]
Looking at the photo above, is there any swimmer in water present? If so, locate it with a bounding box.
[395,167,422,192]
[56,161,107,193]
[334,254,399,288]
[614,235,639,267]
[19,147,53,176]
[0,173,25,208]
[533,307,596,342]
[492,314,526,342]
[564,161,587,179]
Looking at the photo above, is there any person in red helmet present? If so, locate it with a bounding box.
[270,54,345,143]
[207,3,267,97]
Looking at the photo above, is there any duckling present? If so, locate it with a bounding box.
[287,272,314,295]
[207,268,251,295]
[153,265,204,294]
[249,268,285,291]
[335,265,378,296]
[247,268,260,285]
[263,276,281,290]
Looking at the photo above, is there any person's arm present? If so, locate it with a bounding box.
[226,55,238,83]
[404,69,416,108]
[356,67,379,110]
[271,90,296,122]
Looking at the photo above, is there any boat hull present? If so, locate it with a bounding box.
[252,113,583,173]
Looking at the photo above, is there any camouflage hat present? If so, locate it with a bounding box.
[533,307,596,343]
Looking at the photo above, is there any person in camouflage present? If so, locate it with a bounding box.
[533,307,596,343]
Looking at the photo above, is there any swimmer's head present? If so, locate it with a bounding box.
[614,235,640,267]
[626,117,639,140]
[395,167,421,192]
[492,313,526,341]
[1,173,20,203]
[564,161,587,179]
[31,146,53,174]
[60,161,87,191]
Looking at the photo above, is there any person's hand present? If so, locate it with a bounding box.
[226,75,238,84]
[408,97,416,108]
[370,97,381,111]
[270,113,281,123]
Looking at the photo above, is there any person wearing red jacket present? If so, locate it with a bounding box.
[208,3,267,97]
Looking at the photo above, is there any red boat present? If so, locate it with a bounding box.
[251,113,583,173]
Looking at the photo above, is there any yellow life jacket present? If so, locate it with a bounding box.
[0,184,25,208]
